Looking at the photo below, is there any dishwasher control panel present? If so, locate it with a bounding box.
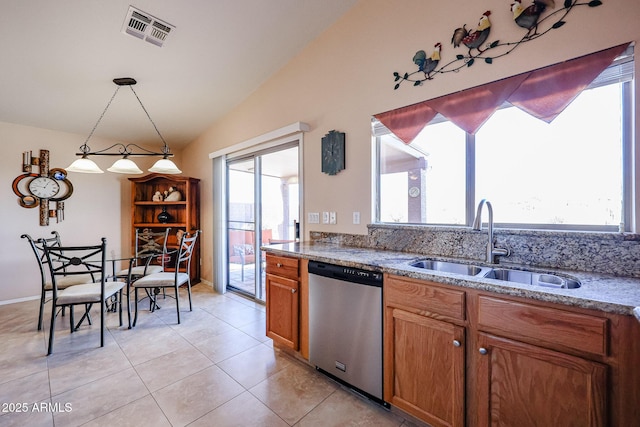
[308,261,382,287]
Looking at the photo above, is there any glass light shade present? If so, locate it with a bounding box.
[66,157,104,173]
[149,158,182,174]
[107,158,143,174]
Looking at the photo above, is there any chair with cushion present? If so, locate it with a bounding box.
[113,252,156,329]
[41,237,125,355]
[131,230,200,326]
[228,229,272,281]
[22,232,97,331]
[114,228,171,280]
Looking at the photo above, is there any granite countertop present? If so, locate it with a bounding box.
[263,241,640,318]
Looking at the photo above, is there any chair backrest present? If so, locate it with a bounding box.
[175,230,200,277]
[135,228,170,267]
[21,231,62,286]
[41,238,107,299]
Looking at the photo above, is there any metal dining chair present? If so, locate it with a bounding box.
[131,230,200,326]
[22,232,96,331]
[114,227,171,279]
[41,237,125,355]
[111,252,156,329]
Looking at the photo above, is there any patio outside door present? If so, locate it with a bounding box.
[226,144,299,300]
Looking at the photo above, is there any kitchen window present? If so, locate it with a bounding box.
[374,48,634,231]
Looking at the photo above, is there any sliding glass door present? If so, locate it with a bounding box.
[226,143,299,300]
[227,158,256,295]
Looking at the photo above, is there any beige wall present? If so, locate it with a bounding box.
[183,0,640,286]
[0,122,179,302]
[2,0,638,301]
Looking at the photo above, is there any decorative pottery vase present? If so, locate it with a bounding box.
[157,206,171,223]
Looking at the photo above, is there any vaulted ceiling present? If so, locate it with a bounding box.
[0,0,356,149]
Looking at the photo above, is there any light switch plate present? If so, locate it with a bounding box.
[353,211,360,224]
[329,212,336,224]
[322,212,329,224]
[308,212,320,224]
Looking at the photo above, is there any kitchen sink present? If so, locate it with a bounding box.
[484,268,581,289]
[410,260,487,276]
[408,260,581,289]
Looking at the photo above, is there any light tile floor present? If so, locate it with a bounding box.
[0,285,421,426]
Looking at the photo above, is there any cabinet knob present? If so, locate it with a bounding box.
[453,340,461,347]
[277,263,283,268]
[291,288,297,294]
[478,347,488,355]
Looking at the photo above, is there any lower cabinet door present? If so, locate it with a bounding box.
[384,307,465,427]
[266,273,299,350]
[476,332,607,427]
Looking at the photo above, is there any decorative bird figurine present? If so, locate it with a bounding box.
[511,0,555,34]
[454,11,492,54]
[451,25,467,48]
[413,43,442,78]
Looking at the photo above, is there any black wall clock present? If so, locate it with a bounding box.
[321,130,345,176]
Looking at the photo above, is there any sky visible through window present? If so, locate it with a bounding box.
[476,84,621,226]
[379,83,623,228]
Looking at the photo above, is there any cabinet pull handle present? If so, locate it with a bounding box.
[479,347,488,355]
[453,340,461,347]
[277,263,283,268]
[291,288,297,294]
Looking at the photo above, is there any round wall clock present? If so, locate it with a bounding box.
[28,176,61,199]
[409,186,420,198]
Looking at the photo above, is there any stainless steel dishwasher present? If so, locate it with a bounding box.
[308,261,386,406]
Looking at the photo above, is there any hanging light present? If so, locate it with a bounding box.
[67,77,182,175]
[106,157,144,174]
[149,157,182,174]
[66,155,105,173]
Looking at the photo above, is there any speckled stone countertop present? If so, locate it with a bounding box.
[263,241,640,317]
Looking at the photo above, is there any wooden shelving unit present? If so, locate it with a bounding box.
[129,173,201,282]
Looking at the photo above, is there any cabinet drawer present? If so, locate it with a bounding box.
[266,254,299,280]
[477,295,608,356]
[385,275,466,321]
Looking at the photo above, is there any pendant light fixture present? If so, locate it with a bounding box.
[67,78,182,174]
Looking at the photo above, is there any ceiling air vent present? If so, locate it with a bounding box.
[122,6,174,47]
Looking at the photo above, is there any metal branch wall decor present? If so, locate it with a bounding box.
[12,150,74,226]
[393,0,603,89]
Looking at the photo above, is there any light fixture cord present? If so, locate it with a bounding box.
[80,86,121,153]
[129,86,170,155]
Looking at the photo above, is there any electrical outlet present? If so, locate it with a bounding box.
[353,211,360,224]
[329,212,337,224]
[322,212,329,224]
[308,212,320,224]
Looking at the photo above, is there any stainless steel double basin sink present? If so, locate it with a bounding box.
[409,259,581,289]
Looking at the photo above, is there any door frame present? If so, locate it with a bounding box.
[209,122,307,296]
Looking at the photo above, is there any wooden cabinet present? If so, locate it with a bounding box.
[384,275,466,427]
[129,173,200,282]
[476,295,609,357]
[266,253,299,350]
[475,332,606,426]
[385,273,640,427]
[473,294,608,426]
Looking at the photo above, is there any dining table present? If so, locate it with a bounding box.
[103,251,163,329]
[81,247,177,329]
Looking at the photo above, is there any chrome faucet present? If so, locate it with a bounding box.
[472,199,509,264]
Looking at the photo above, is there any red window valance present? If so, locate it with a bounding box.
[375,43,630,144]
